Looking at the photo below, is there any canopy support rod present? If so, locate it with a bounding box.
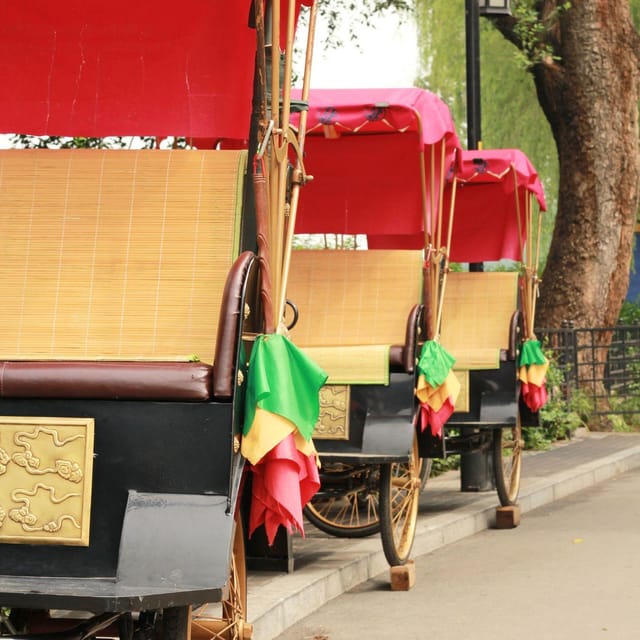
[277,0,318,327]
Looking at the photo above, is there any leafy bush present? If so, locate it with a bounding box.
[619,300,640,325]
[537,350,588,443]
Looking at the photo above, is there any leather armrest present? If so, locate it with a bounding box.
[212,251,256,400]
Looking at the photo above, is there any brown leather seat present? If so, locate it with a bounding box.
[0,360,213,401]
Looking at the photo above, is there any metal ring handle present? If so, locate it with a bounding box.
[285,299,299,331]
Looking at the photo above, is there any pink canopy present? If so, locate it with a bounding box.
[293,88,462,239]
[444,148,547,263]
[0,1,311,139]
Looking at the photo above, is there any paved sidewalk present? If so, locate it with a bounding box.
[247,431,640,640]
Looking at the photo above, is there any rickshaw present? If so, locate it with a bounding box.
[283,87,462,566]
[418,147,548,506]
[0,2,321,639]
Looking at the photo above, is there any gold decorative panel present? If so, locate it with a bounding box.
[452,370,470,413]
[0,416,94,546]
[313,385,350,440]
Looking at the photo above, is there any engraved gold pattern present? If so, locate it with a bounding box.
[313,385,350,440]
[452,370,470,413]
[0,417,94,546]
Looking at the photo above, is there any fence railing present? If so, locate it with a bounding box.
[536,323,640,418]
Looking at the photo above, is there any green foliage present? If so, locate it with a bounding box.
[608,301,640,428]
[538,349,588,441]
[9,135,189,150]
[510,1,572,70]
[619,300,640,324]
[314,0,412,48]
[414,0,559,270]
[292,234,366,249]
[521,426,552,450]
[632,0,640,28]
[429,454,460,476]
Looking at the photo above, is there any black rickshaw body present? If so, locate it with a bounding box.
[0,1,313,633]
[288,87,462,467]
[259,88,462,568]
[418,147,548,502]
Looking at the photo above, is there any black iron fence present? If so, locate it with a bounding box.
[536,323,640,419]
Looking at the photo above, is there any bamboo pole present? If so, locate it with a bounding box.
[277,1,318,326]
[435,140,446,252]
[436,173,458,340]
[531,193,543,339]
[272,0,297,331]
[512,164,525,264]
[512,163,532,340]
[268,0,281,320]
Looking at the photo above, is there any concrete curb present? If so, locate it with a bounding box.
[247,435,640,640]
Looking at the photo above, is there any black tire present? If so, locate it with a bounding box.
[493,414,523,507]
[379,435,420,566]
[418,457,433,490]
[304,463,381,538]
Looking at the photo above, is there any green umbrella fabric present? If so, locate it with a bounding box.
[417,340,456,388]
[519,339,547,367]
[244,333,328,441]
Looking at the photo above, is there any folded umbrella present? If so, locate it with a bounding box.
[518,339,549,412]
[242,333,327,543]
[415,340,460,437]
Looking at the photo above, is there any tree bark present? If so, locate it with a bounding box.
[531,0,640,330]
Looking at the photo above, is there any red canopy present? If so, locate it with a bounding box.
[293,88,461,240]
[0,1,311,139]
[444,148,547,263]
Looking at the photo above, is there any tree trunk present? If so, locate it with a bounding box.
[532,0,640,331]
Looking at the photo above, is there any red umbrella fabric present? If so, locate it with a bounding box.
[0,1,312,139]
[292,87,462,241]
[444,148,547,263]
[366,147,547,257]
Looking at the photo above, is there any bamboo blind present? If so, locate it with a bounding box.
[301,344,390,385]
[440,271,518,368]
[287,249,423,347]
[0,149,246,363]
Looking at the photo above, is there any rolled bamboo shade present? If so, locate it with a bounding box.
[0,149,247,363]
[287,249,423,347]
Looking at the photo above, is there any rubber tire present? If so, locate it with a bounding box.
[493,416,523,507]
[418,457,433,490]
[379,435,420,566]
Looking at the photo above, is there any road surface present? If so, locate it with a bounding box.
[274,467,640,640]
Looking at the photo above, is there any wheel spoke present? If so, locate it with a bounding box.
[379,434,420,566]
[305,463,382,537]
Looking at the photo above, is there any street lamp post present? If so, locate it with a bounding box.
[465,0,510,151]
[465,0,482,152]
[460,0,511,493]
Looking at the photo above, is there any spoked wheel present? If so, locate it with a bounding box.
[304,462,381,537]
[493,413,523,507]
[379,433,421,566]
[190,514,253,640]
